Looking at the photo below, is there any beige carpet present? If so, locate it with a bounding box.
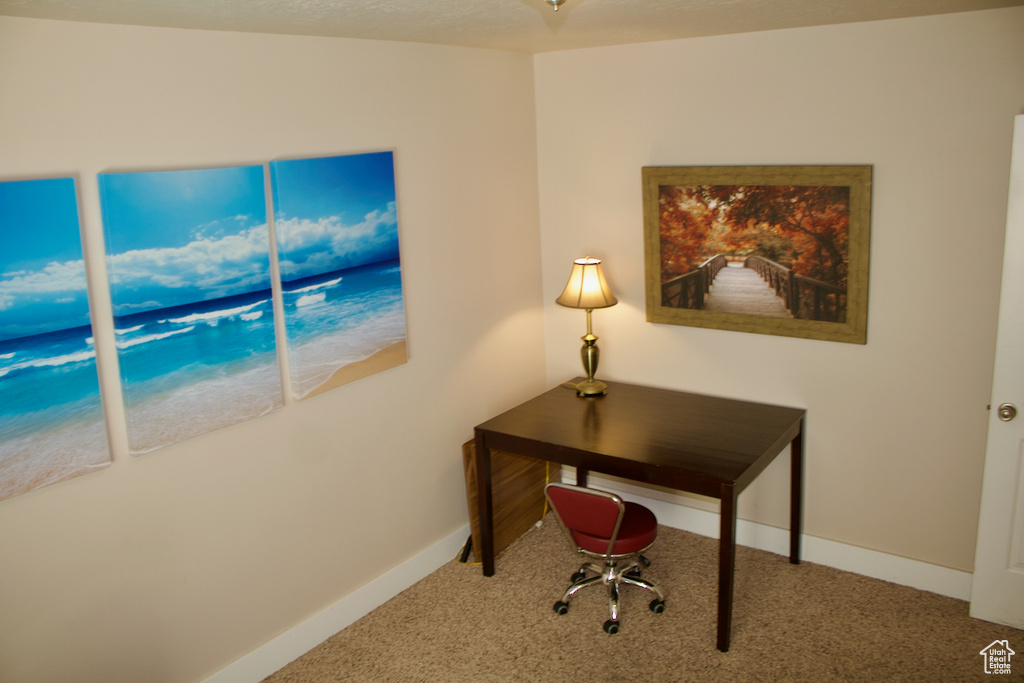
[263,518,1023,681]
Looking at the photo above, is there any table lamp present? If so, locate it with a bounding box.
[555,257,618,396]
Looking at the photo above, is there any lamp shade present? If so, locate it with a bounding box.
[555,257,617,310]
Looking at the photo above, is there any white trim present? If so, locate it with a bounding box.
[201,524,471,683]
[577,474,973,601]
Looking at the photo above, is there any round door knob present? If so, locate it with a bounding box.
[998,403,1018,422]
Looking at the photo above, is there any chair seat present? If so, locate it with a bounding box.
[571,501,657,554]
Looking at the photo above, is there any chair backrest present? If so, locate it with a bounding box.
[545,483,625,556]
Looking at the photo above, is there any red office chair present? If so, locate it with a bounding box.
[544,482,666,634]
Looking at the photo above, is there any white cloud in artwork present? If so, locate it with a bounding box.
[106,224,274,314]
[1,260,86,298]
[276,202,400,282]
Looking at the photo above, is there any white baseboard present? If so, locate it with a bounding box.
[577,475,973,602]
[206,484,973,683]
[201,524,471,683]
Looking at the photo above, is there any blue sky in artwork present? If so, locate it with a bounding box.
[0,177,91,342]
[270,152,400,282]
[99,165,271,316]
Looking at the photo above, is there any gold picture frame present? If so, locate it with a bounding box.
[642,165,872,344]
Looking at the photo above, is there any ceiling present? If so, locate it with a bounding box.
[1,0,1021,53]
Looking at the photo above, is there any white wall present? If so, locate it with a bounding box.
[536,7,1024,573]
[0,17,546,683]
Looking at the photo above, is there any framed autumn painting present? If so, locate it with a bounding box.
[642,165,872,344]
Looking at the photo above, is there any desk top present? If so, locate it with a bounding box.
[475,379,804,497]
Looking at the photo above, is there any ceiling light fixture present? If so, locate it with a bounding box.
[545,0,567,11]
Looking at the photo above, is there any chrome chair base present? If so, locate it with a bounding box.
[552,555,666,634]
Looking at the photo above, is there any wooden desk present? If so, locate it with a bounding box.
[473,378,805,652]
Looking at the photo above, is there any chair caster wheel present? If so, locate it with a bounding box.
[553,601,569,615]
[639,555,652,567]
[650,599,666,614]
[603,619,620,634]
[570,571,586,583]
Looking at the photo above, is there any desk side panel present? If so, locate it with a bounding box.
[461,440,547,563]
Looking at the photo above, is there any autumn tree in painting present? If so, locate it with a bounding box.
[659,184,851,291]
[658,185,712,281]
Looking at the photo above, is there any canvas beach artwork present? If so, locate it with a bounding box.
[0,177,111,501]
[270,152,407,400]
[99,165,282,455]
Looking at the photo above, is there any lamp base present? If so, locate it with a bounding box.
[573,378,608,397]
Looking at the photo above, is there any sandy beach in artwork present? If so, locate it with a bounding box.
[124,359,283,455]
[299,340,407,400]
[0,418,111,501]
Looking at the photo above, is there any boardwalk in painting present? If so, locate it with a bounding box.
[703,263,792,318]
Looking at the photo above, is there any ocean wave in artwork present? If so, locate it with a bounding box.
[0,348,96,378]
[296,292,327,307]
[289,277,342,295]
[108,289,282,454]
[167,301,263,325]
[115,325,195,350]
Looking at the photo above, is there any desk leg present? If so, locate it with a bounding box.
[474,431,496,577]
[576,468,589,487]
[790,423,804,565]
[718,484,738,652]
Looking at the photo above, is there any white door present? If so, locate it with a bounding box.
[971,115,1024,627]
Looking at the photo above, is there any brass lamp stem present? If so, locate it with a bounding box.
[575,308,607,396]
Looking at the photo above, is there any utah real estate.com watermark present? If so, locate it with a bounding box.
[980,640,1014,675]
